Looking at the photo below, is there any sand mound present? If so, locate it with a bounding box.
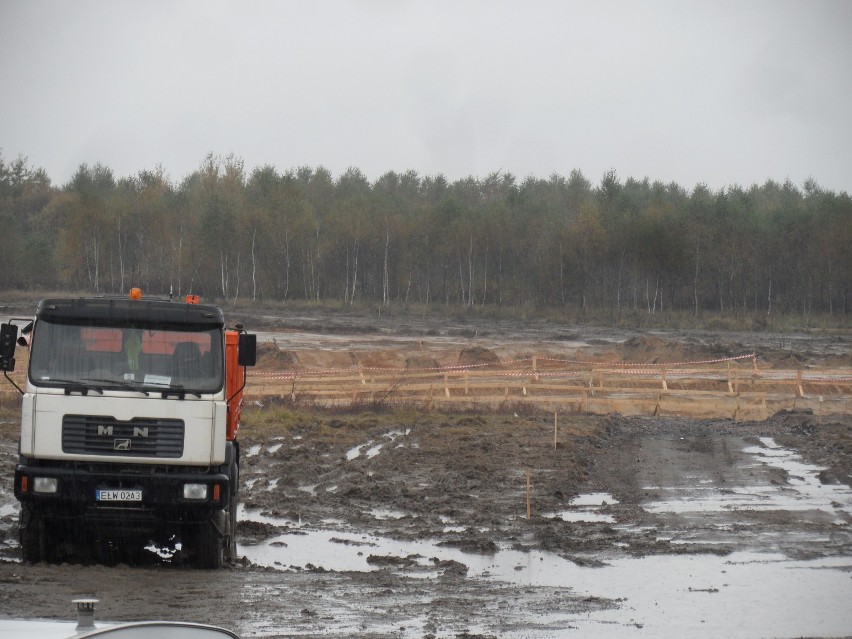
[256,342,300,369]
[457,347,500,367]
[405,354,441,370]
[618,336,684,364]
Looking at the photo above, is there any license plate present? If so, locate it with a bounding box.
[96,489,142,502]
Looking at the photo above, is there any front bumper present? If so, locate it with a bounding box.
[14,461,231,529]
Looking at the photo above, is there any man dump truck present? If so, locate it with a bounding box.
[0,289,256,568]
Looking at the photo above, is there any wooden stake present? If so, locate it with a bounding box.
[553,412,558,449]
[526,469,532,519]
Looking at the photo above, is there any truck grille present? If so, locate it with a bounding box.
[62,415,185,458]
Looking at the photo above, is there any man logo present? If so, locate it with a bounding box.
[114,439,131,451]
[97,425,114,436]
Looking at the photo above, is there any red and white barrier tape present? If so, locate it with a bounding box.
[537,353,757,368]
[250,353,759,380]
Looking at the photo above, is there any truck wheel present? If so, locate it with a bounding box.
[19,504,52,563]
[224,494,238,564]
[192,517,224,569]
[223,448,239,565]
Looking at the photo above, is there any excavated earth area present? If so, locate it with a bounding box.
[0,308,849,638]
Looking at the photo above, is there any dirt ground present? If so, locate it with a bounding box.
[0,309,850,637]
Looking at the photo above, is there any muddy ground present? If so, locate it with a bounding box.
[0,310,850,637]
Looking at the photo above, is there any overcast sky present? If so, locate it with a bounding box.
[1,0,851,192]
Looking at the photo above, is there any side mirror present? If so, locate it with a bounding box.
[237,333,257,367]
[0,323,18,372]
[17,320,33,347]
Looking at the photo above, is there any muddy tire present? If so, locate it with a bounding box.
[192,517,224,569]
[19,503,54,563]
[223,494,238,564]
[223,446,239,565]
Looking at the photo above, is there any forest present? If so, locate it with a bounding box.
[0,152,849,323]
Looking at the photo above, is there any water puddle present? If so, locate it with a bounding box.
[365,443,384,459]
[544,492,619,523]
[529,553,852,639]
[346,440,373,461]
[369,508,409,520]
[547,510,615,523]
[569,492,619,507]
[346,429,411,461]
[238,521,852,638]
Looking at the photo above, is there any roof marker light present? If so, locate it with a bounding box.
[130,288,143,300]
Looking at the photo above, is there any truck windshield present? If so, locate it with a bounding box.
[28,320,224,394]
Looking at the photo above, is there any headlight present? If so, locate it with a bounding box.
[183,483,208,500]
[33,477,58,493]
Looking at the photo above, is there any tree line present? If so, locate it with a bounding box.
[1,152,849,318]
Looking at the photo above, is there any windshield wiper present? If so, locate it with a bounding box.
[161,384,202,400]
[40,378,104,395]
[82,378,150,396]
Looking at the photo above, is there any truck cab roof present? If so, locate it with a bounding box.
[36,297,224,328]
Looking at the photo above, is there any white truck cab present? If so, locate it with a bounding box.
[2,291,256,568]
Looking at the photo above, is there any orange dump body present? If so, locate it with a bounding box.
[225,329,245,441]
